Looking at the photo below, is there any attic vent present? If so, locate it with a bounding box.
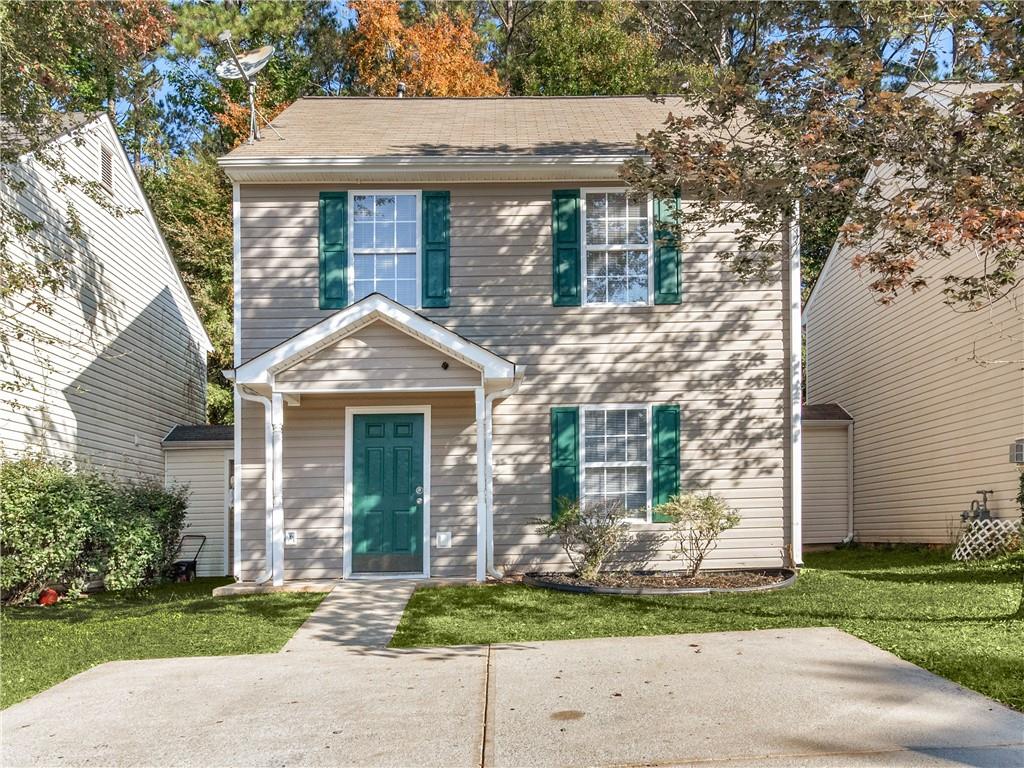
[99,145,114,193]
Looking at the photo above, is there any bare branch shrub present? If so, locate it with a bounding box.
[655,492,740,578]
[535,498,634,580]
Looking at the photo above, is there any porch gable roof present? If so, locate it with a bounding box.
[231,293,516,387]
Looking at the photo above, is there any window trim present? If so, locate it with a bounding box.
[579,403,653,524]
[579,187,654,307]
[347,189,422,309]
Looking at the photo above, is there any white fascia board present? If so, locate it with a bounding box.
[217,154,638,184]
[234,293,515,385]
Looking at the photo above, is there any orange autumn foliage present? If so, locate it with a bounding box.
[215,83,288,148]
[348,0,503,97]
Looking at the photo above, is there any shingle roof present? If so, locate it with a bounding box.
[223,96,696,159]
[162,424,234,444]
[803,403,853,422]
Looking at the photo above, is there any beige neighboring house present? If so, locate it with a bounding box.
[220,96,803,586]
[1,113,212,480]
[803,82,1024,544]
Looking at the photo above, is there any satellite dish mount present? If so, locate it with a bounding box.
[215,32,281,145]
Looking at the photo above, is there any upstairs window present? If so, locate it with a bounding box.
[99,145,114,194]
[581,405,650,521]
[351,192,419,306]
[582,190,651,305]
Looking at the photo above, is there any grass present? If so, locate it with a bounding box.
[1,578,324,709]
[392,547,1024,710]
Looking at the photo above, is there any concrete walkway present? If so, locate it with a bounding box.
[282,580,418,651]
[3,628,1022,767]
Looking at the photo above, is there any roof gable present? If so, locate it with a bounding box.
[232,293,516,387]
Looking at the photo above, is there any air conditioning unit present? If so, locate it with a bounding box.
[1011,439,1024,464]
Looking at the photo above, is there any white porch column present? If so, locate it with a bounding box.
[474,386,487,582]
[271,392,285,585]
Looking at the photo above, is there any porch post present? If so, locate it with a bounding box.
[474,386,487,582]
[271,392,285,586]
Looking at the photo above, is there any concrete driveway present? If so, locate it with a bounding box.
[3,628,1021,767]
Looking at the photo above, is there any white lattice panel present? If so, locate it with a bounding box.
[953,518,1023,561]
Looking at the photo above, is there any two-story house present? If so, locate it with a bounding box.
[220,97,802,585]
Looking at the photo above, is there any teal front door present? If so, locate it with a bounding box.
[351,413,425,574]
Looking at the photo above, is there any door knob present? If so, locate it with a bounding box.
[416,497,423,504]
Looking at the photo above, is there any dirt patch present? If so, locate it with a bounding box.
[530,570,787,590]
[550,710,585,720]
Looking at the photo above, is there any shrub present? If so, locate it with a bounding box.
[0,456,191,604]
[536,498,634,580]
[654,491,741,577]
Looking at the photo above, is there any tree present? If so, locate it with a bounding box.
[625,2,1024,309]
[348,0,503,96]
[160,0,348,153]
[508,0,680,96]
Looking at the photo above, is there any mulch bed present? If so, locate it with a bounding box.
[529,570,787,590]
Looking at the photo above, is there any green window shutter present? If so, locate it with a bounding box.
[319,191,348,309]
[422,191,450,308]
[550,406,580,517]
[651,404,681,522]
[551,189,581,306]
[653,196,681,305]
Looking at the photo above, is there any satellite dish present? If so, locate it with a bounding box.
[215,45,274,81]
[214,37,280,145]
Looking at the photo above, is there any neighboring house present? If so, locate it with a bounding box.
[220,97,802,585]
[1,113,212,480]
[804,82,1024,544]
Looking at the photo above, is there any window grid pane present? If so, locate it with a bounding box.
[584,191,649,305]
[582,407,648,517]
[352,193,418,305]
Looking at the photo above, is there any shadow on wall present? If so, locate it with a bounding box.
[6,138,206,480]
[436,233,789,572]
[59,286,205,479]
[13,285,205,480]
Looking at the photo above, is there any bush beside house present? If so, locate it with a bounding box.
[0,456,190,604]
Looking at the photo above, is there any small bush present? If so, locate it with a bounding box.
[655,491,741,577]
[536,498,634,579]
[0,456,190,604]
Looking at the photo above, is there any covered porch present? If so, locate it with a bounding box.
[227,293,520,586]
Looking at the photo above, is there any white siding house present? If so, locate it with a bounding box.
[1,113,212,480]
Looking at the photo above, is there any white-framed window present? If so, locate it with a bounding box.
[98,144,114,195]
[581,189,652,306]
[580,404,652,523]
[350,191,420,307]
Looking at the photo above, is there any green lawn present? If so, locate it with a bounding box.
[392,547,1024,710]
[1,579,324,709]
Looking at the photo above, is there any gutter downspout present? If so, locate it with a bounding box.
[842,420,855,544]
[789,205,803,566]
[238,385,275,585]
[483,370,525,580]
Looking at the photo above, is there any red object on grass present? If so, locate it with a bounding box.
[38,588,59,606]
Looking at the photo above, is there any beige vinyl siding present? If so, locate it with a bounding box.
[1,118,208,480]
[275,320,480,391]
[802,424,850,544]
[238,183,793,575]
[805,239,1023,542]
[239,392,477,580]
[164,447,230,576]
